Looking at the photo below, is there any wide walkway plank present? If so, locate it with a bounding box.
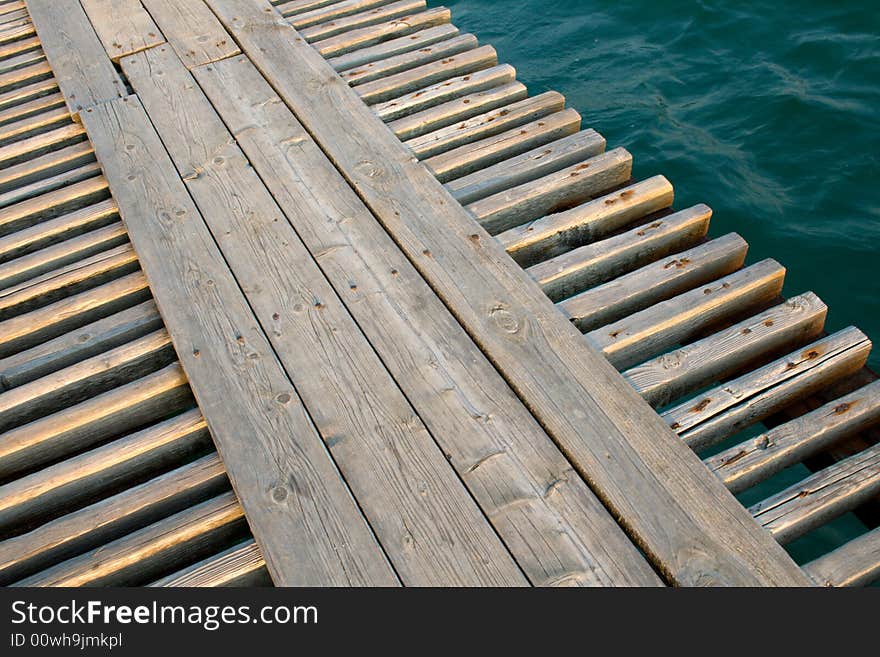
[80,95,397,586]
[121,44,525,587]
[193,53,661,586]
[205,0,811,586]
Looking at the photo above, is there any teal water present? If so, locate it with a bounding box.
[444,0,880,565]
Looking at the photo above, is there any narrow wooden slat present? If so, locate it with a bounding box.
[467,148,632,235]
[151,540,270,587]
[327,23,459,72]
[0,451,226,585]
[0,197,116,263]
[0,299,163,389]
[14,491,247,586]
[0,174,108,237]
[357,44,496,104]
[805,526,880,587]
[288,0,397,27]
[139,0,239,69]
[499,176,675,267]
[195,53,662,587]
[0,121,85,168]
[561,234,749,333]
[206,0,812,585]
[0,161,102,209]
[79,0,165,62]
[591,259,786,370]
[0,141,93,195]
[529,204,711,302]
[25,0,125,114]
[0,91,65,128]
[81,95,398,586]
[0,34,38,61]
[0,409,210,534]
[0,270,150,358]
[0,19,33,46]
[751,443,880,544]
[0,48,44,77]
[411,91,566,161]
[447,129,603,205]
[341,33,478,86]
[0,222,126,291]
[390,81,527,142]
[372,63,515,121]
[0,362,192,482]
[0,59,50,93]
[313,7,451,58]
[300,0,426,43]
[664,327,870,451]
[0,329,173,432]
[124,45,523,587]
[0,241,137,319]
[0,77,57,112]
[0,105,70,147]
[708,380,880,494]
[276,0,339,17]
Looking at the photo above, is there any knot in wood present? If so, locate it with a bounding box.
[489,305,520,334]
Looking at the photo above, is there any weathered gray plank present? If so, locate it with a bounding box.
[195,52,661,586]
[204,0,812,585]
[122,44,524,587]
[140,0,239,68]
[327,23,459,72]
[805,526,880,587]
[709,380,880,494]
[24,0,125,114]
[0,141,94,196]
[299,0,425,43]
[662,327,870,449]
[79,0,165,61]
[80,95,397,586]
[151,539,270,587]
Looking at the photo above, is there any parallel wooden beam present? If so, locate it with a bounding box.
[80,0,165,62]
[80,95,397,586]
[204,0,812,586]
[139,0,240,68]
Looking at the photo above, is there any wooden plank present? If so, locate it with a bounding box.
[0,408,211,534]
[663,327,870,450]
[0,122,86,169]
[0,363,192,482]
[24,0,125,114]
[327,23,460,72]
[0,77,58,112]
[0,91,65,128]
[560,234,749,333]
[466,148,633,234]
[357,44,496,105]
[0,106,73,151]
[299,0,426,43]
[0,143,94,197]
[751,443,880,544]
[804,526,880,587]
[0,34,39,61]
[312,7,450,58]
[140,0,239,68]
[0,174,107,236]
[0,59,50,93]
[287,0,398,27]
[204,0,813,586]
[590,259,786,370]
[151,540,269,587]
[447,129,605,205]
[14,491,248,586]
[631,293,830,414]
[410,91,565,160]
[0,299,163,389]
[122,45,524,587]
[391,81,527,142]
[708,380,880,494]
[80,0,165,61]
[529,204,712,302]
[341,34,478,87]
[498,176,674,267]
[80,95,397,586]
[0,162,103,210]
[194,53,661,586]
[0,450,226,584]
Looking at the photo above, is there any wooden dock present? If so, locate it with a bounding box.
[0,0,877,587]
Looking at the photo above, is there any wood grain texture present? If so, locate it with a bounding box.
[204,0,812,586]
[327,23,460,72]
[140,0,239,68]
[80,95,397,586]
[24,0,125,114]
[805,526,880,587]
[122,44,523,587]
[195,53,660,586]
[151,539,270,587]
[312,7,450,58]
[80,0,165,61]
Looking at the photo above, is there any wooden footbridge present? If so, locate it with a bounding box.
[0,0,877,587]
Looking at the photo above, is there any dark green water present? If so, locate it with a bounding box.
[444,0,880,565]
